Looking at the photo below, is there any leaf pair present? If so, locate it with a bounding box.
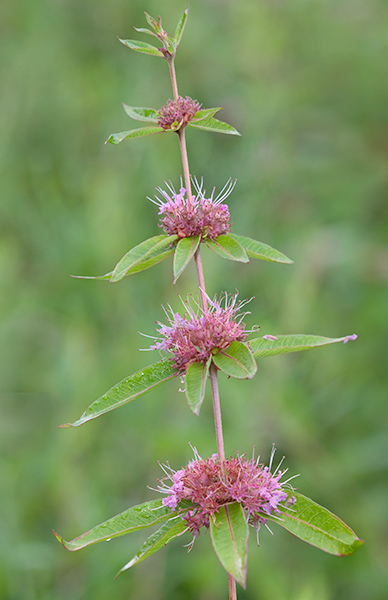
[60,334,357,428]
[54,493,363,587]
[106,104,240,145]
[74,233,293,284]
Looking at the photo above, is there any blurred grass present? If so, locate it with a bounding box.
[1,0,387,598]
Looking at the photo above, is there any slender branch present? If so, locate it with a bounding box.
[194,247,208,312]
[209,363,225,461]
[168,59,179,101]
[168,48,236,600]
[228,574,237,600]
[178,129,194,207]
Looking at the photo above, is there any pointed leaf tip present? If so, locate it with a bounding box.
[267,492,364,556]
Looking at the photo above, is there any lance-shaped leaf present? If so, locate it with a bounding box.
[53,500,174,551]
[249,334,358,358]
[188,116,241,136]
[122,104,158,123]
[185,357,211,415]
[106,125,165,145]
[118,517,188,576]
[173,8,189,50]
[111,235,178,282]
[191,107,223,122]
[118,38,164,57]
[206,235,249,263]
[71,271,113,281]
[231,234,293,264]
[212,341,257,379]
[210,503,249,588]
[59,360,177,428]
[173,235,200,283]
[266,492,364,556]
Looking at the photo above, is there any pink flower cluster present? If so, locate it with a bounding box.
[150,293,250,372]
[157,96,202,130]
[157,447,296,536]
[150,179,233,240]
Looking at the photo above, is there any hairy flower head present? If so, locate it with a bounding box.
[156,446,297,538]
[150,293,253,372]
[149,177,234,240]
[157,96,201,131]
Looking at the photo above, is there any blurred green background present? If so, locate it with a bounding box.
[1,0,387,598]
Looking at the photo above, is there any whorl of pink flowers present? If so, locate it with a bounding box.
[150,293,251,372]
[157,96,201,130]
[149,178,234,240]
[157,447,296,536]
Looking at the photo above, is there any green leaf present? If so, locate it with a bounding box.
[118,38,164,57]
[192,107,223,121]
[111,235,178,282]
[173,8,189,49]
[133,27,156,37]
[185,358,211,416]
[105,126,165,145]
[210,503,249,588]
[59,360,177,427]
[248,334,358,358]
[70,271,113,281]
[53,500,174,551]
[188,116,241,136]
[212,341,257,380]
[206,235,249,263]
[122,104,158,123]
[266,492,364,556]
[173,235,200,283]
[118,517,188,575]
[143,12,158,30]
[231,234,293,264]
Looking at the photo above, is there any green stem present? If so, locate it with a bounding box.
[167,50,237,600]
[194,247,208,312]
[168,58,179,102]
[209,363,225,461]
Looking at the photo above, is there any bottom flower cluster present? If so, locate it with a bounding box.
[157,447,297,539]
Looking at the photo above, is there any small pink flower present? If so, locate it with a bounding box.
[157,96,202,131]
[149,178,234,240]
[156,446,297,537]
[150,292,253,372]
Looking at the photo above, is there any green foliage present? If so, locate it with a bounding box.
[173,235,200,283]
[212,341,257,379]
[185,358,212,415]
[206,234,249,262]
[231,234,293,264]
[110,235,178,281]
[188,116,241,135]
[249,334,357,357]
[53,499,174,551]
[121,104,158,122]
[118,38,164,57]
[210,503,249,588]
[61,360,177,427]
[117,518,188,575]
[173,9,189,51]
[267,492,364,556]
[106,125,166,144]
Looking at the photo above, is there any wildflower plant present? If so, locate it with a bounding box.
[54,8,363,599]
